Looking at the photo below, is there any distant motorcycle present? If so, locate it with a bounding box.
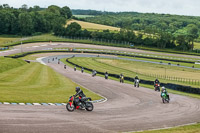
[134,79,140,87]
[161,92,169,103]
[154,83,160,91]
[120,76,124,83]
[105,74,108,79]
[66,96,93,112]
[92,71,97,77]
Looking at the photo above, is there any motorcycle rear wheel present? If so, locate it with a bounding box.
[162,98,165,103]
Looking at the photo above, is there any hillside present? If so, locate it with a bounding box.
[66,19,120,31]
[73,10,200,41]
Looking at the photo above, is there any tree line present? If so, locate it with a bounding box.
[74,10,200,51]
[0,4,72,36]
[55,22,177,49]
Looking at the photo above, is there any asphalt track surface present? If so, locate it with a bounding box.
[0,42,200,133]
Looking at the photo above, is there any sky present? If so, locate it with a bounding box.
[1,0,200,16]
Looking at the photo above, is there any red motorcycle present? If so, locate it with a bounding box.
[154,83,160,92]
[66,96,93,112]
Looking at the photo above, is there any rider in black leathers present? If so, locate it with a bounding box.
[154,78,160,85]
[74,87,86,108]
[134,75,139,80]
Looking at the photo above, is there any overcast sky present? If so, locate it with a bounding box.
[1,0,200,16]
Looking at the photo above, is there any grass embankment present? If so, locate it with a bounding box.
[66,19,120,31]
[62,57,200,99]
[0,58,102,103]
[0,57,26,73]
[134,123,200,133]
[64,57,200,85]
[0,36,20,47]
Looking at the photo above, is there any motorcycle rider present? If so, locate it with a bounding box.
[134,75,139,80]
[74,66,76,71]
[161,86,170,100]
[81,67,84,73]
[154,78,160,86]
[74,87,86,108]
[134,75,139,86]
[92,70,97,77]
[105,71,108,79]
[120,73,124,83]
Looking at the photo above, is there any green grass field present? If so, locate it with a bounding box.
[134,123,200,133]
[0,36,20,47]
[0,57,26,73]
[194,42,200,50]
[0,57,102,103]
[73,15,95,18]
[63,57,200,88]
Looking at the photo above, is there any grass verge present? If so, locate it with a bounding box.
[134,123,200,133]
[61,57,200,99]
[0,61,102,103]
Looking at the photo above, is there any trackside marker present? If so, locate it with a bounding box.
[33,103,41,106]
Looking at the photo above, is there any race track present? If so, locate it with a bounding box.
[0,42,200,133]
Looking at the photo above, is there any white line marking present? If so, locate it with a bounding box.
[36,57,47,66]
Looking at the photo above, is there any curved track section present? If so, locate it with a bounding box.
[0,43,200,133]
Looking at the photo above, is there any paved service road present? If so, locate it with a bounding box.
[1,42,200,59]
[0,43,200,133]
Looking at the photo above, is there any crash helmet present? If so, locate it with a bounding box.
[162,86,166,90]
[75,87,80,92]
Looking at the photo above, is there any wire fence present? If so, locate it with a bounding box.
[136,71,200,86]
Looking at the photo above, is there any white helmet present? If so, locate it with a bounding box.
[162,86,165,90]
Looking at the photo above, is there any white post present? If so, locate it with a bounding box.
[21,41,23,53]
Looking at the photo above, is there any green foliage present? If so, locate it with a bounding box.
[78,10,200,51]
[66,22,82,36]
[0,4,72,35]
[19,12,34,35]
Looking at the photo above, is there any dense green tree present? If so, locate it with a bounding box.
[186,24,199,50]
[65,22,81,36]
[61,6,72,19]
[18,12,34,35]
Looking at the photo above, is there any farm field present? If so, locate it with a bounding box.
[74,15,95,18]
[66,19,120,31]
[0,57,102,103]
[194,42,200,50]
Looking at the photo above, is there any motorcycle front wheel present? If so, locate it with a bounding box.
[66,103,75,112]
[86,102,94,111]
